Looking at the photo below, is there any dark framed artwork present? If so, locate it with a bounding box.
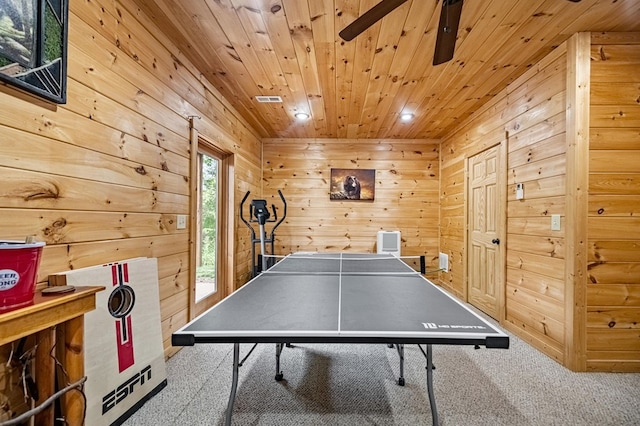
[330,168,375,201]
[0,0,68,104]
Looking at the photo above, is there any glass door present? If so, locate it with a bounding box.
[196,151,219,302]
[189,127,234,319]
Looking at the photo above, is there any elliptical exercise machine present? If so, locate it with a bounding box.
[240,190,287,277]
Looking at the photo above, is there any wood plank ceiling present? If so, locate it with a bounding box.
[132,0,640,139]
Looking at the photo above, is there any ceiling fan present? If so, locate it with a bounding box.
[339,0,582,66]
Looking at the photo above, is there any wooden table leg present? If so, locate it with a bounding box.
[62,316,85,426]
[35,328,55,425]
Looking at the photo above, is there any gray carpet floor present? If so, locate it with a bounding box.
[122,327,640,426]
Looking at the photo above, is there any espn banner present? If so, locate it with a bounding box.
[50,257,167,425]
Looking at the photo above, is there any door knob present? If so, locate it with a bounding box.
[491,238,500,245]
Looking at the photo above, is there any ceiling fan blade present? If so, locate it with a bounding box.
[339,0,409,42]
[433,0,464,66]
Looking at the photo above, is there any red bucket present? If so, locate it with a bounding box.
[0,240,45,313]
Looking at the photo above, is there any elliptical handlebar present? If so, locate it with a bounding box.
[271,190,287,236]
[240,191,252,230]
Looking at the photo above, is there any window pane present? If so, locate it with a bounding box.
[196,152,219,302]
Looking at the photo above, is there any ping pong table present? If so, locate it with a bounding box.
[172,252,509,425]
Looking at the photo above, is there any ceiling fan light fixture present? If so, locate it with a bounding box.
[400,113,414,121]
[294,112,310,120]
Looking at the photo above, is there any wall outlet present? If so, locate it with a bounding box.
[551,214,561,231]
[439,252,449,273]
[177,215,187,230]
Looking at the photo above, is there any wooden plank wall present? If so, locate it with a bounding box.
[0,0,261,378]
[262,139,440,270]
[586,33,640,371]
[439,43,570,364]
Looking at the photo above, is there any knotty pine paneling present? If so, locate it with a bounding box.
[438,32,640,372]
[0,0,262,387]
[506,234,565,260]
[122,0,640,141]
[587,33,640,371]
[587,283,640,306]
[590,128,640,150]
[439,41,569,364]
[506,298,565,347]
[262,138,440,271]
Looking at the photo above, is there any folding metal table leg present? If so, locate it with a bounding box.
[225,343,240,426]
[395,344,405,386]
[275,343,284,381]
[426,344,439,425]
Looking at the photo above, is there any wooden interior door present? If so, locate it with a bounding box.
[467,144,503,319]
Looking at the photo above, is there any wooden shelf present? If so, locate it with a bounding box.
[0,286,103,346]
[0,286,104,425]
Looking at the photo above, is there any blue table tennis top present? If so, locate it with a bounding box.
[172,253,509,349]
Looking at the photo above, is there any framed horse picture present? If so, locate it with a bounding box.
[329,168,375,201]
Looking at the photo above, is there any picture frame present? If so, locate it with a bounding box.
[329,168,375,201]
[0,0,69,104]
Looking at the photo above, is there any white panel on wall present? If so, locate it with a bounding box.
[377,231,401,256]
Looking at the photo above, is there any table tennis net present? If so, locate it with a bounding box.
[260,253,423,276]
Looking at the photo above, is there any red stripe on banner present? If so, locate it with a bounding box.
[111,265,118,286]
[122,263,129,283]
[115,316,135,372]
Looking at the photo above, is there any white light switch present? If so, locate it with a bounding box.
[515,183,524,200]
[177,215,187,229]
[551,214,561,231]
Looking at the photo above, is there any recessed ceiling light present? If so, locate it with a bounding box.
[400,113,414,121]
[295,112,310,120]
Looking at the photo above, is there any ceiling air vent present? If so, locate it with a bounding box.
[255,96,283,103]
